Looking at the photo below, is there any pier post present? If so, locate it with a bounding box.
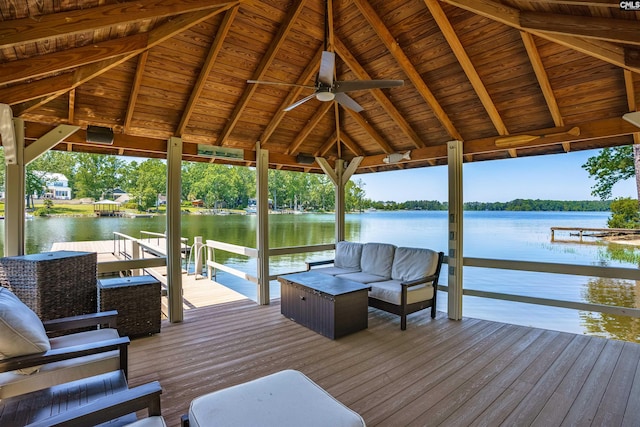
[166,136,183,322]
[448,140,464,321]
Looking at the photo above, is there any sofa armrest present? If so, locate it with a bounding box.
[306,259,334,271]
[43,310,119,332]
[25,380,162,427]
[400,273,439,289]
[0,336,130,375]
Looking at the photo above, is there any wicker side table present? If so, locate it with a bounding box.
[98,275,161,337]
[0,251,97,321]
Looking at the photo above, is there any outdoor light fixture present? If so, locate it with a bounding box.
[296,153,315,164]
[315,90,335,102]
[623,111,640,128]
[86,125,114,145]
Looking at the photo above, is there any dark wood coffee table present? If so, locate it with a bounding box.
[278,271,371,339]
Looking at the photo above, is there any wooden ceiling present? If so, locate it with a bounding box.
[1,0,640,174]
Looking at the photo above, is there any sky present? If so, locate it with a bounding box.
[356,148,638,203]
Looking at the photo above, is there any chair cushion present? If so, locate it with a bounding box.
[360,243,395,278]
[0,328,120,398]
[391,247,440,282]
[334,241,363,270]
[336,271,388,284]
[0,288,50,360]
[188,369,365,427]
[369,280,435,305]
[126,416,167,427]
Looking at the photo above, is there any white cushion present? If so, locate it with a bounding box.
[369,280,434,305]
[336,272,387,284]
[0,328,120,398]
[0,287,50,359]
[188,370,365,427]
[360,243,395,278]
[127,416,167,427]
[391,247,439,282]
[334,241,363,270]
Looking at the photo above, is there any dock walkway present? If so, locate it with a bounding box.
[51,240,249,311]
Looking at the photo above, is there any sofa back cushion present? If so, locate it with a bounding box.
[391,247,440,282]
[334,241,363,270]
[0,288,50,360]
[361,243,396,279]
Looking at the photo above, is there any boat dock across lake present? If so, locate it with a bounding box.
[551,226,640,242]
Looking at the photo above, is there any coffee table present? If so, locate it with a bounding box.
[278,271,371,339]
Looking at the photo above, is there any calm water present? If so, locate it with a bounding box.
[12,211,640,342]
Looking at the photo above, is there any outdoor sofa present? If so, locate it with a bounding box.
[307,241,444,330]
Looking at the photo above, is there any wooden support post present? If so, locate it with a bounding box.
[256,142,270,305]
[194,236,203,277]
[166,136,183,323]
[448,140,463,320]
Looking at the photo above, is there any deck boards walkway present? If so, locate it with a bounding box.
[128,301,640,427]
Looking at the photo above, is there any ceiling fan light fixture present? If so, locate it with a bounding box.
[315,91,335,102]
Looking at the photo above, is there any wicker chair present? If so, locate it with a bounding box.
[0,287,129,399]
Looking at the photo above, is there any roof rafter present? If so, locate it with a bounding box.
[624,69,640,144]
[334,37,425,149]
[4,9,228,108]
[344,107,394,154]
[353,0,462,141]
[286,101,333,155]
[261,48,322,146]
[124,51,149,133]
[176,6,239,137]
[215,0,307,146]
[443,0,640,74]
[315,131,338,157]
[424,0,508,136]
[0,0,238,47]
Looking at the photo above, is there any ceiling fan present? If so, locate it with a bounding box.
[247,1,403,112]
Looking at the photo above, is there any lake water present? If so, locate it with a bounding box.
[13,210,640,342]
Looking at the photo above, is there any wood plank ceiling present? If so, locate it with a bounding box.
[1,0,639,174]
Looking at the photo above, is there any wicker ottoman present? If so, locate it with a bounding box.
[0,251,97,321]
[98,275,161,337]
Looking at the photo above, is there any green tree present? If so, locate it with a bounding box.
[130,159,167,210]
[73,153,126,200]
[582,146,638,200]
[607,197,640,229]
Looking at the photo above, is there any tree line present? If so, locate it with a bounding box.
[0,150,625,213]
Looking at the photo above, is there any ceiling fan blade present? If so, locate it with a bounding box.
[284,93,318,112]
[247,80,315,89]
[334,80,404,93]
[318,51,335,86]
[335,93,364,113]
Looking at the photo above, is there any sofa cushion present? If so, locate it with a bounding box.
[0,288,50,360]
[391,247,440,282]
[369,280,435,305]
[336,272,387,284]
[360,243,395,278]
[334,241,363,270]
[0,328,120,398]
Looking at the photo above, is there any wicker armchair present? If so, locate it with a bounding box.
[0,306,129,399]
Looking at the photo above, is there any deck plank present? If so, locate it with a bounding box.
[122,299,640,427]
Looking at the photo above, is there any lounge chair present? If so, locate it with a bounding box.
[0,287,129,398]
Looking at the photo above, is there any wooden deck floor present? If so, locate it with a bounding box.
[128,301,640,427]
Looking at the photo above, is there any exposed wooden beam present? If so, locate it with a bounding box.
[286,102,333,155]
[443,0,640,74]
[260,48,322,146]
[520,11,640,46]
[424,0,508,136]
[315,131,338,157]
[4,9,225,109]
[353,0,462,141]
[216,0,307,146]
[124,51,149,133]
[334,103,342,159]
[0,0,238,48]
[339,132,364,157]
[68,89,75,124]
[334,37,425,148]
[520,32,564,128]
[344,107,394,154]
[176,6,239,137]
[624,69,640,145]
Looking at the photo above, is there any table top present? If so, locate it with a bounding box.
[278,271,371,296]
[99,275,160,288]
[0,370,130,425]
